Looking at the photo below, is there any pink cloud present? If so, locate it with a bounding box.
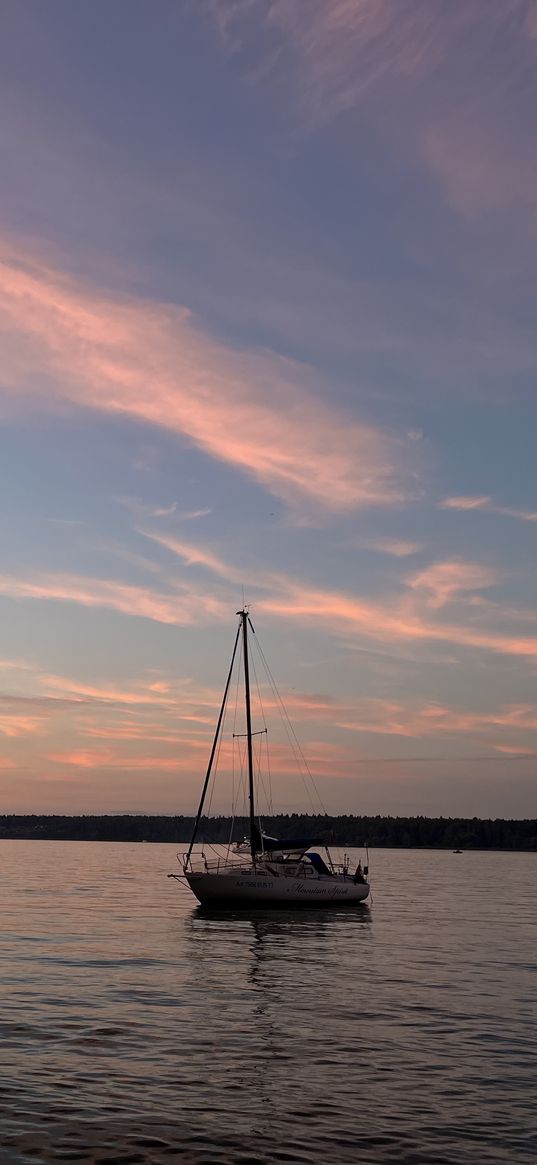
[45,730,351,781]
[497,506,537,523]
[335,698,537,740]
[42,675,175,705]
[211,2,537,230]
[116,496,211,522]
[0,684,80,736]
[423,76,537,220]
[259,575,537,660]
[47,749,113,769]
[0,712,46,738]
[84,724,185,744]
[0,664,224,761]
[440,496,492,511]
[46,748,203,771]
[440,496,537,522]
[0,544,535,665]
[407,560,498,609]
[369,539,422,558]
[0,245,409,512]
[214,0,458,123]
[492,744,537,756]
[137,530,239,581]
[0,571,226,626]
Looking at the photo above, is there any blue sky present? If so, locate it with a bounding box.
[1,0,536,816]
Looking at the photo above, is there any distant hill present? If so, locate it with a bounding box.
[0,814,536,849]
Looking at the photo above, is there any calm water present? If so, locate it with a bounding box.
[0,842,535,1164]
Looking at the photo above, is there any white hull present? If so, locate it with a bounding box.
[185,869,370,907]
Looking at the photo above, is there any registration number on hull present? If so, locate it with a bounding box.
[231,878,352,897]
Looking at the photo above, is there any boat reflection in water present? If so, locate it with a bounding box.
[185,903,372,1146]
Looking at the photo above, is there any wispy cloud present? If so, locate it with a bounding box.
[46,748,199,770]
[0,541,535,663]
[176,508,212,521]
[210,0,456,122]
[144,501,178,518]
[0,245,411,514]
[423,81,537,220]
[494,505,537,523]
[210,1,537,229]
[492,743,537,756]
[0,571,226,626]
[84,723,185,744]
[406,561,498,610]
[137,529,239,581]
[358,538,422,558]
[116,496,212,521]
[259,572,537,661]
[46,736,353,779]
[1,662,181,712]
[440,496,492,512]
[0,664,229,775]
[0,712,46,737]
[42,675,175,707]
[440,496,537,523]
[335,697,537,740]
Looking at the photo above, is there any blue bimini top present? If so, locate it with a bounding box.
[305,851,332,876]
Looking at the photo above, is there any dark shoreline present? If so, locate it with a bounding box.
[1,814,536,850]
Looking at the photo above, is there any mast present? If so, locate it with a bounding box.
[240,609,257,861]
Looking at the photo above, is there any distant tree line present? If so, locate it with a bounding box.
[0,814,536,849]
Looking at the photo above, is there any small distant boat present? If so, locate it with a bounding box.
[453,849,463,854]
[174,609,370,907]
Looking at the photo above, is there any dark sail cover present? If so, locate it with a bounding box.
[251,823,323,853]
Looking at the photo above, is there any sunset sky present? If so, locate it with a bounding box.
[1,1,537,817]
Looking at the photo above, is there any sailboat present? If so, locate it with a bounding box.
[175,609,370,907]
